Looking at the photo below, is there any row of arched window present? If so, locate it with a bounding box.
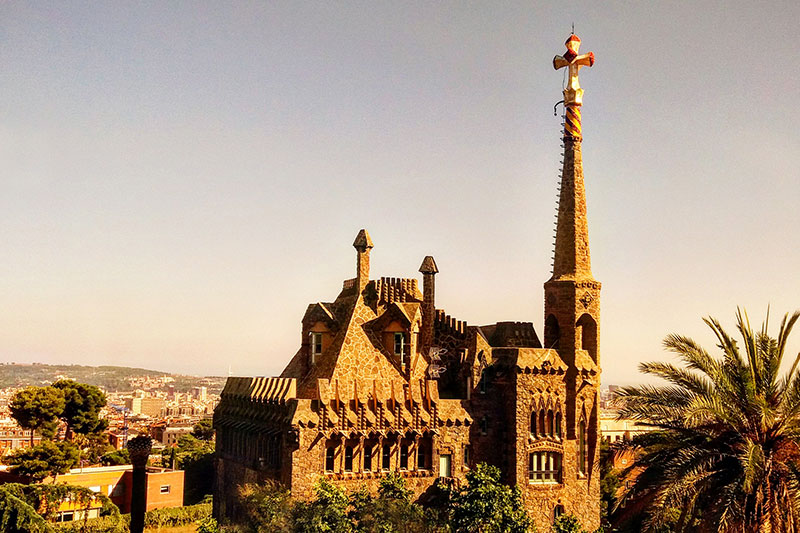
[325,437,432,474]
[530,408,562,439]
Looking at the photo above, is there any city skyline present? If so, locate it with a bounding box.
[2,2,799,384]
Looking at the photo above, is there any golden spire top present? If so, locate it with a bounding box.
[553,33,595,106]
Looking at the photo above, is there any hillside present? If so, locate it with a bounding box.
[0,363,226,393]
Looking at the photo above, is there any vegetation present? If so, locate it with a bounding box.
[53,380,109,436]
[4,440,81,481]
[191,418,215,441]
[614,309,800,532]
[228,464,533,533]
[4,380,113,479]
[551,514,589,533]
[9,386,65,443]
[0,363,225,393]
[0,482,120,533]
[448,464,532,533]
[100,448,131,466]
[164,434,215,505]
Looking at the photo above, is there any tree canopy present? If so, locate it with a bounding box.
[9,386,65,443]
[52,379,108,437]
[192,418,214,441]
[449,463,532,533]
[615,309,800,532]
[3,441,80,482]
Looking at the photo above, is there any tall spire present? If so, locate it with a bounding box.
[551,33,595,280]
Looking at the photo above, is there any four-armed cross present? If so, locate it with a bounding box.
[553,34,595,106]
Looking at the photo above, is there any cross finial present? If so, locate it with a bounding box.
[553,33,595,106]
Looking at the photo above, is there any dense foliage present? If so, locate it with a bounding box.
[4,440,81,481]
[53,380,109,436]
[52,503,212,532]
[192,418,215,441]
[448,464,532,533]
[228,464,533,533]
[164,434,215,504]
[614,309,800,532]
[9,386,65,442]
[0,483,119,533]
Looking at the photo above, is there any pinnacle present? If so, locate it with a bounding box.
[418,256,439,274]
[352,229,374,251]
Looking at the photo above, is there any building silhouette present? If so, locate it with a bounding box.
[213,33,601,530]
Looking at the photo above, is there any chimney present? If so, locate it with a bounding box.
[353,229,374,293]
[418,256,438,355]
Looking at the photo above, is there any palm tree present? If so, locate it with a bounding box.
[614,309,800,533]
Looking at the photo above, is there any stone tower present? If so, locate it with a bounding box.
[543,32,601,521]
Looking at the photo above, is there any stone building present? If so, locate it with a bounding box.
[214,33,602,530]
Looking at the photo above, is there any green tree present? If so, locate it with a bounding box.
[3,440,80,482]
[449,463,532,533]
[52,380,108,437]
[293,478,352,533]
[0,485,52,533]
[598,439,621,529]
[0,482,119,531]
[9,386,65,444]
[100,448,131,466]
[172,434,215,504]
[552,514,587,533]
[192,418,215,441]
[349,473,430,532]
[615,309,800,532]
[237,481,294,532]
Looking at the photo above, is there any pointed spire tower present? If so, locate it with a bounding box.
[544,33,601,433]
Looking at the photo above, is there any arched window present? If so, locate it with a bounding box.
[576,314,598,363]
[547,410,554,437]
[538,410,546,437]
[579,418,587,475]
[555,412,562,439]
[400,443,409,470]
[325,446,335,472]
[530,411,537,436]
[363,442,374,471]
[554,505,565,520]
[344,446,353,472]
[545,314,560,350]
[382,444,391,471]
[417,438,431,470]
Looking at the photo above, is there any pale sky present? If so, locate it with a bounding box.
[1,2,798,384]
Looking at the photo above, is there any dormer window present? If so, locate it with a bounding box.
[394,332,405,359]
[310,332,323,364]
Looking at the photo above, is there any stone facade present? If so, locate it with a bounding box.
[214,42,602,530]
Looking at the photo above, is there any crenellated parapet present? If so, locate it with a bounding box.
[374,277,422,306]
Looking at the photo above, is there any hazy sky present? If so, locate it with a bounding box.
[2,2,798,384]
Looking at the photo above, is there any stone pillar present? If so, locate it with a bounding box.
[353,229,374,294]
[127,435,152,533]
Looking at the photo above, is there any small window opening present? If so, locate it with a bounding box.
[325,446,335,472]
[382,444,391,471]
